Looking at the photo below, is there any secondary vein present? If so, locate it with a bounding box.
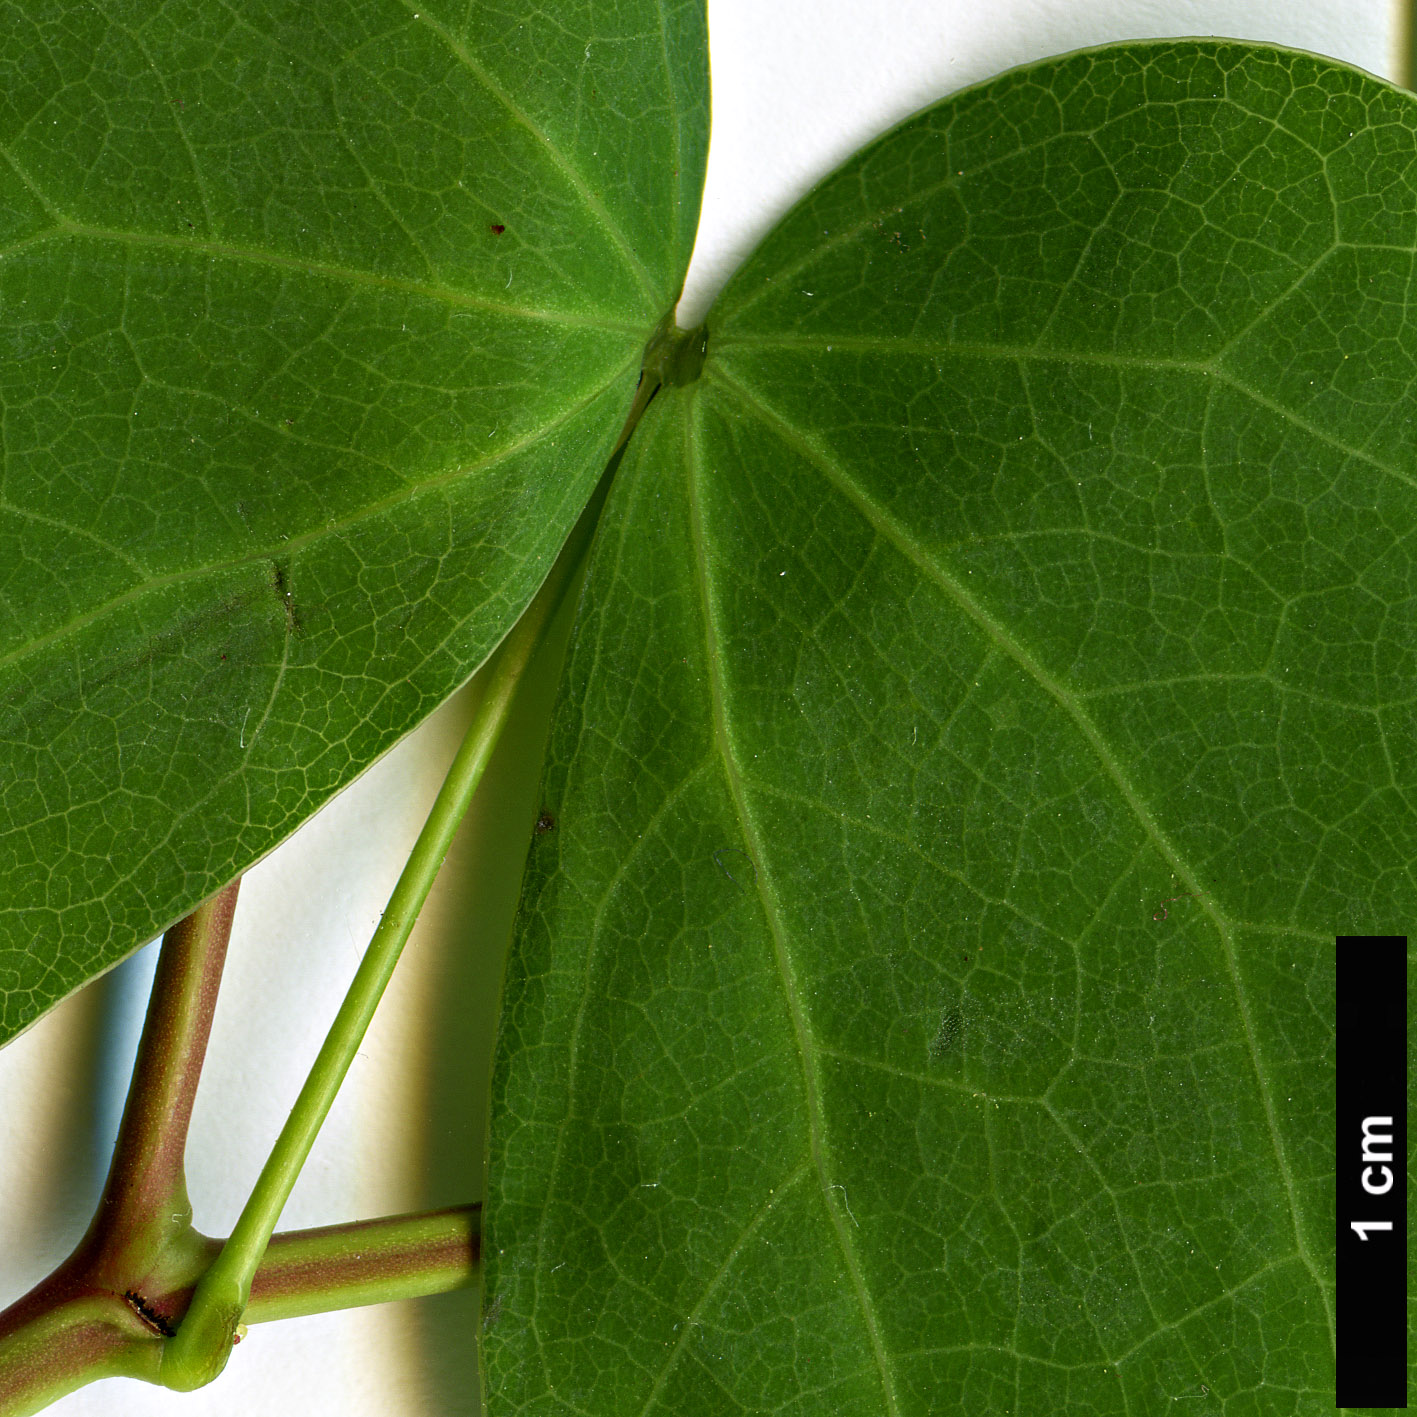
[635,1162,812,1417]
[710,363,1336,1350]
[396,0,661,314]
[5,220,633,329]
[0,351,639,679]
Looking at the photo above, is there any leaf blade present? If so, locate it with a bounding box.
[0,0,708,1042]
[486,40,1412,1414]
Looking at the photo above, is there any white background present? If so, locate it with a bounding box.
[0,2,1398,1413]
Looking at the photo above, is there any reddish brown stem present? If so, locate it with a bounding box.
[105,881,240,1230]
[0,885,241,1414]
[3,883,241,1327]
[243,1203,479,1323]
[74,880,241,1294]
[0,882,485,1417]
[0,1204,479,1417]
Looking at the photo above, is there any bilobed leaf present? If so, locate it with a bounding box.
[0,0,707,1041]
[485,42,1415,1414]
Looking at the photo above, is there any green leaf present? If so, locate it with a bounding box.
[485,41,1414,1413]
[0,0,707,1042]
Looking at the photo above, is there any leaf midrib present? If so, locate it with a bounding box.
[1,9,667,323]
[682,390,905,1417]
[706,361,1337,1353]
[394,0,661,313]
[0,350,638,679]
[0,219,640,331]
[712,330,1417,497]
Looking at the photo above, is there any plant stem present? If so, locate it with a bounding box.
[93,881,240,1271]
[161,315,703,1387]
[0,886,240,1417]
[160,356,668,1390]
[243,1203,478,1324]
[0,1294,159,1417]
[162,634,539,1389]
[0,876,484,1414]
[0,1205,478,1417]
[0,883,239,1337]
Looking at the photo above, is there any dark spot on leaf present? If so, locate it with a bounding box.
[535,810,555,834]
[929,1008,964,1058]
[269,561,302,637]
[490,223,506,235]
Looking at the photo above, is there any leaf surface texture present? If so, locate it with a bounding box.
[485,42,1415,1414]
[0,0,707,1038]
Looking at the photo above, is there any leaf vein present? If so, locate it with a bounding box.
[683,390,904,1417]
[708,365,1336,1350]
[634,1161,812,1417]
[10,222,635,329]
[393,0,660,311]
[0,352,638,678]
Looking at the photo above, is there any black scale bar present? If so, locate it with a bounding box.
[1336,935,1408,1409]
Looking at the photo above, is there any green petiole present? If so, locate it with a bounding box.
[160,319,699,1391]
